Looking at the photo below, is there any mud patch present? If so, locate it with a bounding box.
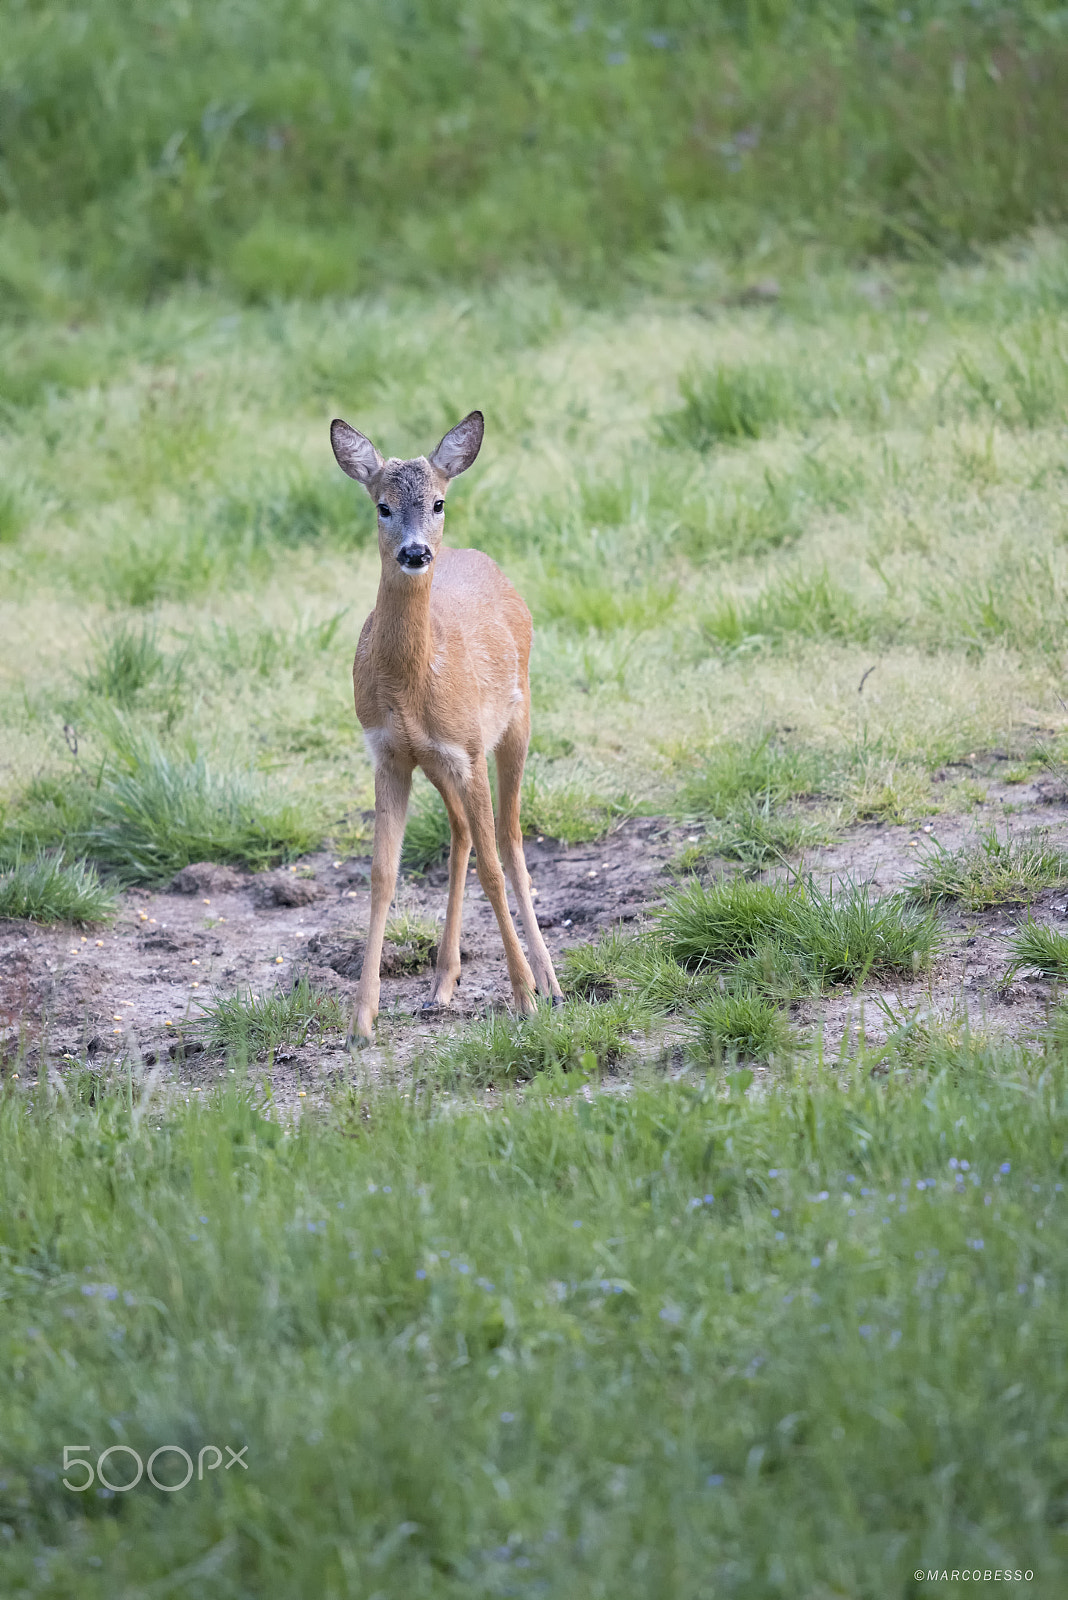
[2,784,1067,1112]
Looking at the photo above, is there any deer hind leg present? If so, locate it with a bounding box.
[425,774,471,1010]
[351,758,412,1042]
[495,717,563,1003]
[462,761,538,1016]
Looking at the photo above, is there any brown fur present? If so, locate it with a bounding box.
[331,411,562,1041]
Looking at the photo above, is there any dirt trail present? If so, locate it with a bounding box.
[2,772,1066,1111]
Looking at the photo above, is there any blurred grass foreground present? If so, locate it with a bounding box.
[2,0,1068,303]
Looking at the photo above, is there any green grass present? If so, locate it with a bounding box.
[692,988,795,1064]
[1,1043,1066,1594]
[0,849,116,926]
[660,876,939,988]
[400,782,453,875]
[680,736,825,820]
[384,911,441,975]
[197,978,346,1054]
[4,2,1068,301]
[659,363,798,449]
[1006,921,1068,981]
[427,997,642,1087]
[79,619,184,711]
[908,828,1068,911]
[4,732,320,886]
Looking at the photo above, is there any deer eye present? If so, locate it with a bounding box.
[433,499,444,515]
[377,503,391,518]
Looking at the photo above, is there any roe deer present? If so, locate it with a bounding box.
[330,410,563,1042]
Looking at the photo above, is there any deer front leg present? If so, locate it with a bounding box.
[351,759,412,1043]
[425,776,471,1011]
[463,766,538,1016]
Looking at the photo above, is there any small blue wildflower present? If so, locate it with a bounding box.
[372,1247,382,1258]
[1032,1184,1041,1194]
[775,1230,785,1241]
[383,1185,392,1194]
[705,1473,724,1487]
[659,1303,683,1325]
[771,1208,780,1218]
[688,1197,702,1210]
[572,1220,582,1229]
[847,1208,856,1217]
[888,1329,902,1348]
[860,1187,872,1197]
[984,1195,992,1206]
[949,1158,959,1170]
[704,1194,714,1205]
[846,1175,856,1184]
[968,1238,985,1251]
[1056,1183,1063,1193]
[768,1168,780,1178]
[476,1278,495,1292]
[859,1324,874,1338]
[815,1190,829,1202]
[811,1257,821,1269]
[457,1262,470,1275]
[189,1234,199,1242]
[915,1181,926,1191]
[599,1279,612,1292]
[783,1292,794,1304]
[999,1162,1011,1175]
[199,1215,209,1224]
[500,1412,516,1423]
[1017,1283,1028,1295]
[960,1160,970,1171]
[415,1269,427,1281]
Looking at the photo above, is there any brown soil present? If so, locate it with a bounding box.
[2,771,1066,1112]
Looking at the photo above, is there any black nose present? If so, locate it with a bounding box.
[397,544,432,570]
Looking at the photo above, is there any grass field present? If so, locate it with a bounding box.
[2,233,1068,1598]
[4,3,1068,1592]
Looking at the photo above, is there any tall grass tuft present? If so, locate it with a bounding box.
[1006,922,1068,981]
[428,997,640,1086]
[5,731,319,885]
[660,876,938,988]
[0,849,116,925]
[908,828,1068,910]
[659,364,795,450]
[693,988,794,1064]
[80,619,183,707]
[199,978,345,1053]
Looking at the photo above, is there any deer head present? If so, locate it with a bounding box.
[330,411,484,576]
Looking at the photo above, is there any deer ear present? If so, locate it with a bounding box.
[331,419,383,486]
[429,411,484,479]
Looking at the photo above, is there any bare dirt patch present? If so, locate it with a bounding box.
[3,776,1067,1110]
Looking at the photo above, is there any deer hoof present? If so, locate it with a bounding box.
[551,992,565,1008]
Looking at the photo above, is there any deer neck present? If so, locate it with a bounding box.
[371,565,435,693]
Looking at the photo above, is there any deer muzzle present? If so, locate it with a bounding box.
[396,543,433,572]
